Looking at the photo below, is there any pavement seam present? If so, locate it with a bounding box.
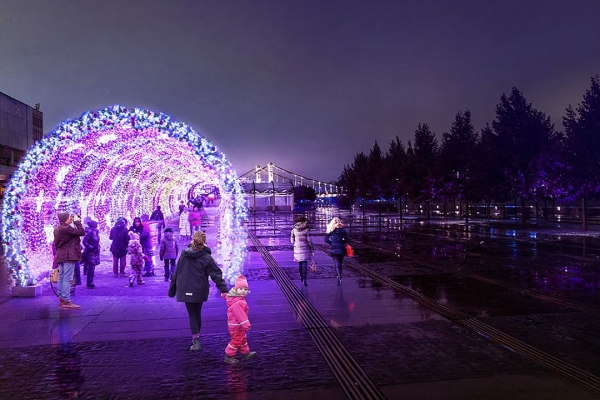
[249,230,387,400]
[339,252,600,397]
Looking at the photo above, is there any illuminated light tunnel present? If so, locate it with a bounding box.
[2,105,247,287]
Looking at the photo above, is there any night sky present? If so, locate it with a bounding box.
[1,0,599,182]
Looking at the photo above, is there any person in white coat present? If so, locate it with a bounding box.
[179,207,191,244]
[290,216,313,286]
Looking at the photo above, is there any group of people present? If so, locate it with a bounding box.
[53,210,256,364]
[291,216,349,286]
[178,201,208,243]
[167,230,256,364]
[52,207,350,363]
[107,207,180,284]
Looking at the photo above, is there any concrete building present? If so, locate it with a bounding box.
[0,92,43,198]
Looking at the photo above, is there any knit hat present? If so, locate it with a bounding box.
[129,231,139,240]
[57,211,70,223]
[164,227,173,233]
[234,275,248,289]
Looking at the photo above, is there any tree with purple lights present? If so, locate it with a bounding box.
[490,87,557,224]
[564,75,600,229]
[404,123,438,216]
[436,110,479,222]
[336,76,600,226]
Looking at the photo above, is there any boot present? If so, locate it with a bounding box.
[73,265,82,285]
[190,337,201,351]
[60,300,81,310]
[243,351,257,360]
[86,265,95,288]
[224,355,239,365]
[129,275,134,287]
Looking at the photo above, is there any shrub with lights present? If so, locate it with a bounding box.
[1,105,247,287]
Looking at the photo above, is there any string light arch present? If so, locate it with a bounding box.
[2,105,247,286]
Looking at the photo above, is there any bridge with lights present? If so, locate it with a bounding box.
[237,163,343,211]
[238,162,341,194]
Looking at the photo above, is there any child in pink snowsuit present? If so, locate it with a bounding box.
[224,275,257,364]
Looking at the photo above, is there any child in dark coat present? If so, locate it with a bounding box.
[159,228,179,281]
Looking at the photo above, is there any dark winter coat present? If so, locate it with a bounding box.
[129,223,143,236]
[151,209,164,221]
[53,221,85,263]
[159,231,179,260]
[168,246,228,303]
[129,222,151,250]
[110,220,130,258]
[82,227,101,266]
[324,227,349,255]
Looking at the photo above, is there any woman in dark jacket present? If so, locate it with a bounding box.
[324,217,349,286]
[110,217,130,277]
[168,230,228,351]
[82,219,101,288]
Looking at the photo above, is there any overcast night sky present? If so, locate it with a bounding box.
[1,0,600,183]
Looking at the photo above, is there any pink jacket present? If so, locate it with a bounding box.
[226,293,251,331]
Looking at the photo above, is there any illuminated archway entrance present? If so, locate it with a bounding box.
[2,105,247,286]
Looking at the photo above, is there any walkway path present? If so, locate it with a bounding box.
[0,211,597,399]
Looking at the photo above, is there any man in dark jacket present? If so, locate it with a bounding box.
[168,230,228,351]
[150,205,165,243]
[54,211,85,309]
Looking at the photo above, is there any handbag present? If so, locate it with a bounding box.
[345,244,354,257]
[50,269,59,283]
[49,269,60,297]
[309,255,317,272]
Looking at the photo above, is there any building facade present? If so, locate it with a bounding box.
[0,92,43,199]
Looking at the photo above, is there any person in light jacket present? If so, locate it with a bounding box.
[324,217,349,286]
[168,231,228,351]
[291,216,313,286]
[159,227,179,281]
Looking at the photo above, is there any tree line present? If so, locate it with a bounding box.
[337,75,600,228]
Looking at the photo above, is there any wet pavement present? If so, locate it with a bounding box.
[1,210,600,399]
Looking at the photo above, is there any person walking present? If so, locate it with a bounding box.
[290,216,313,286]
[81,219,100,288]
[53,212,85,309]
[150,205,165,244]
[224,275,257,364]
[110,217,130,278]
[188,206,202,233]
[159,227,179,281]
[168,230,228,351]
[324,217,349,286]
[179,207,191,244]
